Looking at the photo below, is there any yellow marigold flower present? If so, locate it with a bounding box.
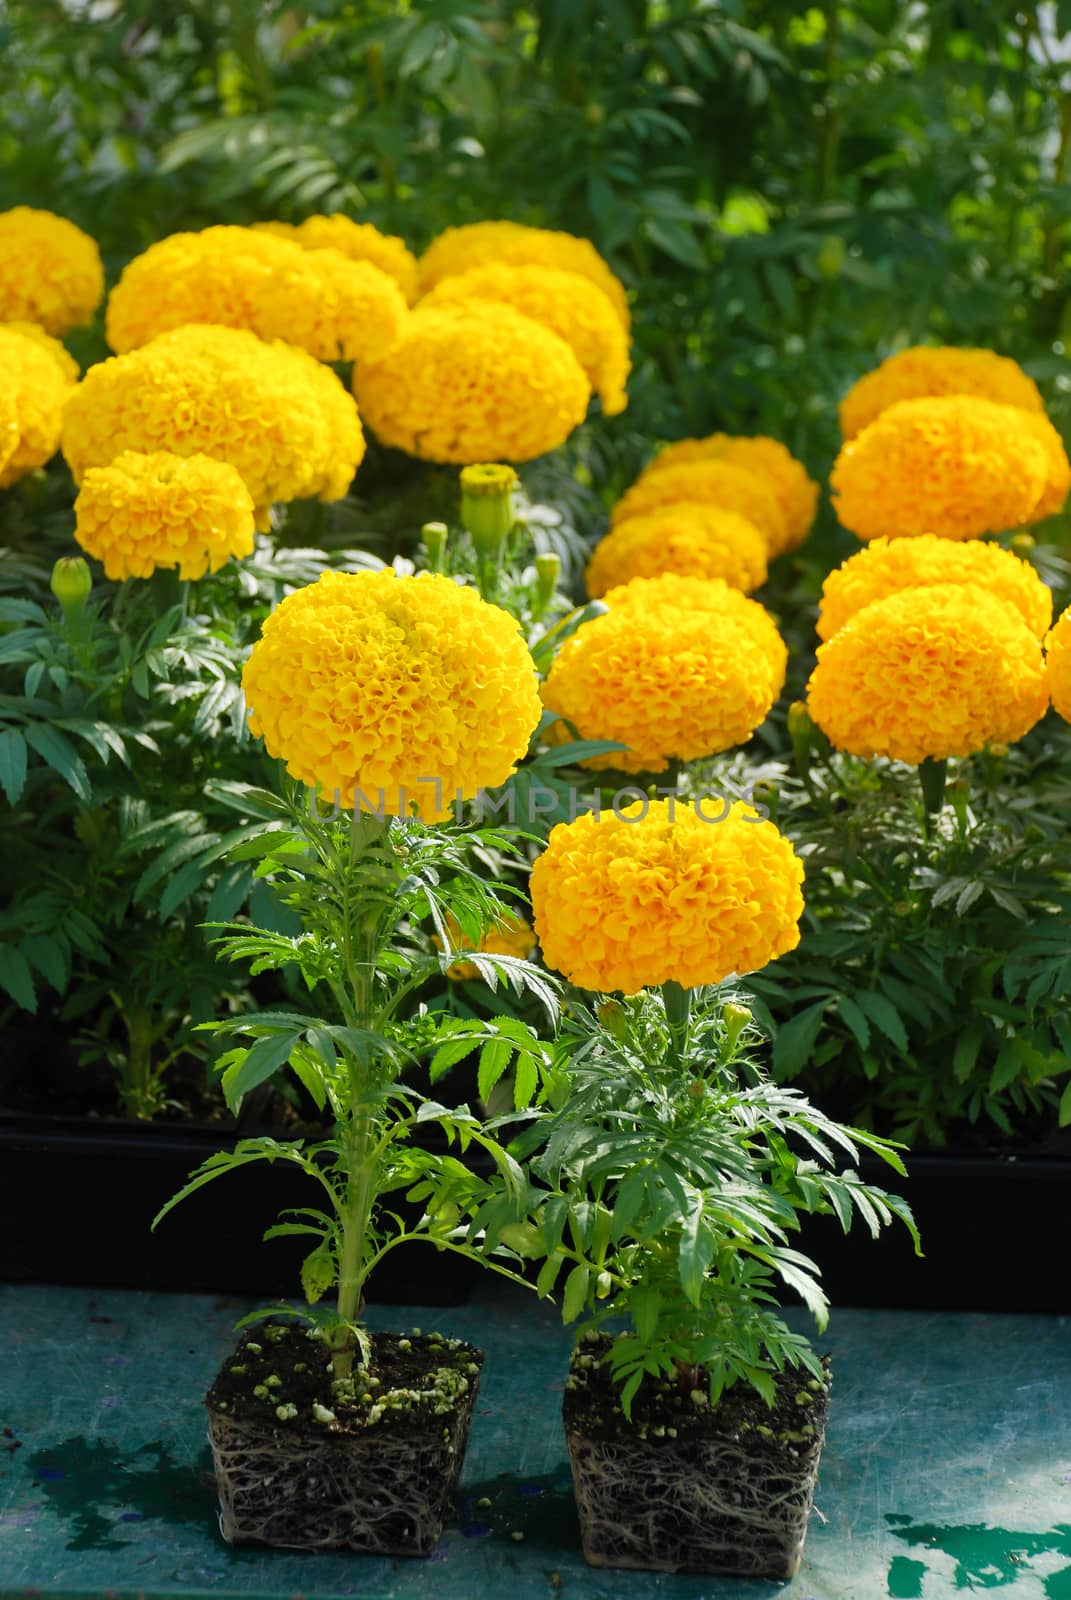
[542,574,786,774]
[0,207,104,335]
[418,220,629,330]
[641,434,818,554]
[106,226,407,363]
[438,910,535,981]
[253,216,419,304]
[530,799,804,994]
[352,303,590,464]
[585,503,768,598]
[73,451,255,581]
[1044,605,1071,724]
[241,570,542,819]
[1019,411,1071,522]
[831,397,1049,543]
[0,322,79,488]
[0,389,17,479]
[807,583,1048,763]
[839,346,1044,440]
[610,460,788,550]
[62,324,364,525]
[817,535,1052,642]
[422,262,629,415]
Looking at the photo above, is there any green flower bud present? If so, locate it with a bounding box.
[421,521,448,572]
[534,551,561,611]
[723,1001,753,1053]
[460,463,517,555]
[50,556,92,618]
[597,999,629,1043]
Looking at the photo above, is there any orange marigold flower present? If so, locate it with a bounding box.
[106,225,407,363]
[1019,411,1071,522]
[1045,605,1071,724]
[438,910,535,981]
[585,503,768,598]
[352,303,590,464]
[241,570,542,819]
[839,346,1044,439]
[830,396,1048,542]
[641,434,818,554]
[817,535,1052,642]
[74,451,255,581]
[422,262,630,415]
[62,324,364,525]
[807,583,1048,763]
[0,321,79,489]
[253,216,419,303]
[530,799,804,994]
[542,574,786,774]
[418,220,629,330]
[0,207,104,334]
[610,460,788,550]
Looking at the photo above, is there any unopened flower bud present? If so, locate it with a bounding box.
[460,463,517,555]
[723,1001,753,1052]
[1010,532,1035,554]
[421,521,448,572]
[51,556,91,618]
[534,551,561,611]
[687,1079,705,1099]
[596,998,629,1043]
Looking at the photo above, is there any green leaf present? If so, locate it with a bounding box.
[300,1241,335,1304]
[561,1264,590,1325]
[678,1195,713,1308]
[0,943,36,1010]
[836,995,871,1051]
[1058,1078,1071,1127]
[23,724,90,800]
[478,1036,514,1102]
[513,1051,538,1111]
[854,990,908,1052]
[953,1024,984,1083]
[0,728,28,804]
[772,999,829,1078]
[220,1031,301,1108]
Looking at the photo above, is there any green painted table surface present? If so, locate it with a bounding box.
[0,1281,1068,1600]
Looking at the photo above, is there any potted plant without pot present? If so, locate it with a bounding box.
[520,797,919,1578]
[156,566,558,1555]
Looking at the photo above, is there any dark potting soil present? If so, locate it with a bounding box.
[562,1332,831,1457]
[208,1321,484,1442]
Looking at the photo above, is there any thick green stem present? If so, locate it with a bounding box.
[332,1115,375,1381]
[123,1006,155,1119]
[918,758,948,835]
[662,981,693,1071]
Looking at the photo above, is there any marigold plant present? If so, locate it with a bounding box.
[817,535,1053,642]
[352,303,590,464]
[106,226,407,364]
[422,262,629,415]
[418,220,629,329]
[807,583,1049,763]
[530,799,804,994]
[610,460,788,549]
[542,574,787,774]
[0,321,79,488]
[242,569,542,818]
[641,434,818,554]
[839,346,1045,439]
[74,451,256,581]
[254,215,419,302]
[585,503,768,598]
[830,396,1049,542]
[62,324,364,526]
[0,206,104,334]
[1045,605,1071,725]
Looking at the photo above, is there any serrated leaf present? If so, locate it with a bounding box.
[300,1241,334,1304]
[478,1036,514,1102]
[23,724,90,800]
[0,943,36,1010]
[0,728,28,805]
[854,990,908,1052]
[220,1031,300,1108]
[561,1263,590,1325]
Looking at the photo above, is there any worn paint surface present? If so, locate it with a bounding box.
[0,1283,1068,1599]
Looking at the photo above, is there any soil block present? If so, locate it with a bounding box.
[205,1320,484,1554]
[562,1334,831,1577]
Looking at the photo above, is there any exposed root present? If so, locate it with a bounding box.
[566,1421,827,1577]
[207,1381,478,1554]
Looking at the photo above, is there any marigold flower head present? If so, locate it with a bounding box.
[530,799,804,994]
[73,451,255,581]
[242,570,542,819]
[62,324,364,525]
[542,574,786,774]
[817,535,1052,642]
[1045,605,1071,724]
[438,910,535,981]
[352,303,590,464]
[106,226,407,363]
[422,262,629,415]
[831,397,1049,543]
[0,207,104,335]
[585,503,768,598]
[0,321,79,488]
[610,460,788,550]
[642,435,818,554]
[807,583,1048,763]
[253,216,419,303]
[839,346,1044,440]
[418,220,629,330]
[0,389,17,479]
[1019,411,1071,522]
